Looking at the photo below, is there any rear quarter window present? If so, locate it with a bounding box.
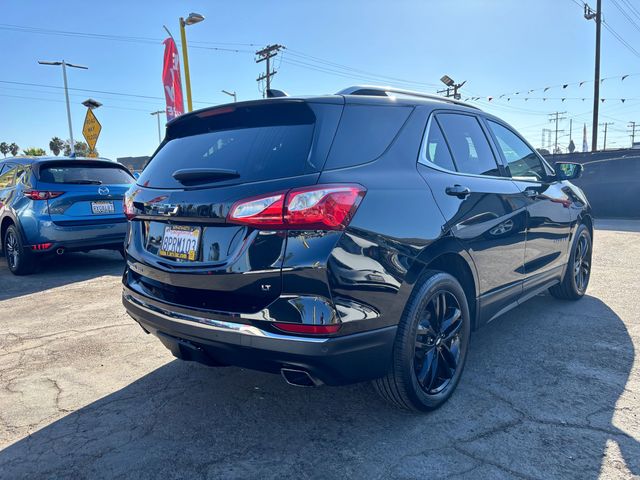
[323,104,413,170]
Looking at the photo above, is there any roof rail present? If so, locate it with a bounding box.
[336,85,480,110]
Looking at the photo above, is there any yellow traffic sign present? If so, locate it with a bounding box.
[82,108,102,151]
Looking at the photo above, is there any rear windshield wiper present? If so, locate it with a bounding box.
[64,179,103,185]
[172,168,240,184]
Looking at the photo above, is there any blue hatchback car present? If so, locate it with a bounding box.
[0,157,134,275]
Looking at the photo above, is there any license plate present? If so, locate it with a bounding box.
[91,201,115,215]
[159,225,201,261]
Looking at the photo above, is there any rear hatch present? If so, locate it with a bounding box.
[125,99,344,314]
[36,160,134,226]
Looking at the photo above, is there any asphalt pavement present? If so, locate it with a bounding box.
[0,220,639,479]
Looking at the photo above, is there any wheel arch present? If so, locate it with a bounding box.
[406,238,480,330]
[1,215,15,247]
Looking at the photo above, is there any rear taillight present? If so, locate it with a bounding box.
[24,190,64,200]
[123,190,141,220]
[273,322,341,335]
[228,193,286,227]
[227,184,366,230]
[123,195,135,220]
[30,243,53,251]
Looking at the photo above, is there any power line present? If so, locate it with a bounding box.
[610,0,640,33]
[602,20,640,58]
[284,48,439,88]
[0,79,218,105]
[620,0,640,22]
[0,24,256,53]
[0,93,154,113]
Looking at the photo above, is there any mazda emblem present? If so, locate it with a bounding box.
[98,187,110,196]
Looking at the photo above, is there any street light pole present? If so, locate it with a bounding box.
[150,110,164,143]
[221,90,237,102]
[179,12,205,113]
[38,60,88,156]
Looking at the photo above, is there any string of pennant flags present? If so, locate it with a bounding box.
[464,72,640,103]
[466,96,640,103]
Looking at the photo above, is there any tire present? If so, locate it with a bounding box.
[549,223,592,301]
[3,225,36,275]
[373,270,471,412]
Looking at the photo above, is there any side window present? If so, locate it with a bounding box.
[420,118,456,171]
[15,165,26,184]
[0,164,16,189]
[324,105,412,169]
[487,121,547,181]
[437,113,501,176]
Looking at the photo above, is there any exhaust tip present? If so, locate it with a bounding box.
[56,248,65,255]
[281,368,322,387]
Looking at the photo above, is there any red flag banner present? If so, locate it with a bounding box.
[162,37,184,120]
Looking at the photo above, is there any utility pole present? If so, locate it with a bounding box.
[600,122,614,150]
[549,111,567,154]
[150,110,164,144]
[38,60,88,156]
[629,121,638,146]
[584,0,602,151]
[569,118,573,143]
[256,44,284,97]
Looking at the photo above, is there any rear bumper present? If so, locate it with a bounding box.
[122,287,397,385]
[25,219,127,252]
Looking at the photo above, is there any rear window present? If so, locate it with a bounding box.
[139,102,318,188]
[39,164,134,185]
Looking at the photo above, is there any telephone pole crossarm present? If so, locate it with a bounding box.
[255,44,284,97]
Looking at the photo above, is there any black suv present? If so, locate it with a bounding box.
[122,86,591,411]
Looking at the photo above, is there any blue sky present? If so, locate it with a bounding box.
[1,0,640,159]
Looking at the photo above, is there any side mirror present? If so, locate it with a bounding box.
[555,161,583,180]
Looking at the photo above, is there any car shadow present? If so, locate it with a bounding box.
[0,250,124,301]
[0,294,637,479]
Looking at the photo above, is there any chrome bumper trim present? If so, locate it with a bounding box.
[124,293,329,344]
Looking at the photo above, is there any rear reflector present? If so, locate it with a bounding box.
[273,322,341,335]
[227,184,366,230]
[24,190,64,200]
[30,243,53,251]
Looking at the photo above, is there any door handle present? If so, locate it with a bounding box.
[445,185,472,198]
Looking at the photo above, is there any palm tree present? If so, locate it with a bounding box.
[23,147,47,156]
[0,142,8,157]
[49,137,64,156]
[9,143,19,156]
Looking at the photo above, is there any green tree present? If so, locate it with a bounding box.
[49,137,64,156]
[0,142,8,157]
[63,140,95,157]
[9,143,19,156]
[23,147,47,156]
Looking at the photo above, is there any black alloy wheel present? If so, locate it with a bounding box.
[374,270,470,411]
[414,290,463,395]
[5,229,19,271]
[549,223,592,300]
[573,231,591,294]
[3,225,36,275]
